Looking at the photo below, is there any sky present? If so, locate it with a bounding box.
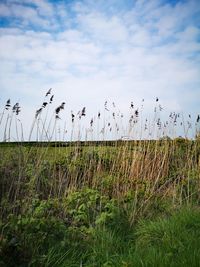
[0,0,200,140]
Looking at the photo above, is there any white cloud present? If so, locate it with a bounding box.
[0,0,200,140]
[77,13,128,44]
[0,3,11,16]
[0,1,58,30]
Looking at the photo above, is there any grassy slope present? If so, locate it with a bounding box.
[0,140,200,266]
[1,206,200,267]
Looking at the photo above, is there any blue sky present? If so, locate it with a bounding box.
[0,0,200,140]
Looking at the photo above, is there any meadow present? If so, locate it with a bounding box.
[0,90,200,267]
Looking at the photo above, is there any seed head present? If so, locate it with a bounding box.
[60,102,65,110]
[130,102,134,108]
[90,118,93,127]
[71,111,75,122]
[45,88,52,97]
[55,102,65,115]
[35,108,43,118]
[12,103,21,115]
[104,101,109,111]
[5,99,11,110]
[81,107,86,116]
[42,102,48,108]
[55,114,61,120]
[55,106,61,114]
[49,95,54,103]
[135,110,139,117]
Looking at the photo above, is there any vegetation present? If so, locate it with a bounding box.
[0,90,200,266]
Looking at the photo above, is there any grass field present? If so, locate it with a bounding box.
[0,138,200,267]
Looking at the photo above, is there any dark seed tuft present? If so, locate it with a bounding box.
[45,88,52,97]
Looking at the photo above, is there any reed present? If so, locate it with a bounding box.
[0,91,199,220]
[0,91,200,266]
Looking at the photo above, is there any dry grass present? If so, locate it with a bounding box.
[0,89,200,223]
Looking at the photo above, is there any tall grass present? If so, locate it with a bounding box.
[0,90,200,266]
[0,90,199,215]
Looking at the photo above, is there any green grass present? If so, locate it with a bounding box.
[1,205,200,267]
[0,139,200,266]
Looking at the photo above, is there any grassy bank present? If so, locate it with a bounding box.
[1,204,200,267]
[0,138,200,266]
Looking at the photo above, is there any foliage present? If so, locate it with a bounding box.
[0,139,200,266]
